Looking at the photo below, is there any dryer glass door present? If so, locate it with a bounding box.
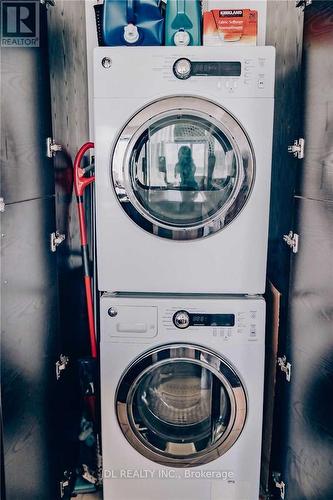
[112,96,254,240]
[115,344,247,467]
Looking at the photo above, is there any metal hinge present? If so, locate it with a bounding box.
[277,355,292,382]
[272,472,286,499]
[59,471,72,498]
[296,0,312,10]
[46,137,62,158]
[288,138,305,159]
[82,464,98,485]
[283,231,299,254]
[40,0,55,8]
[0,197,5,213]
[56,354,69,380]
[50,231,66,252]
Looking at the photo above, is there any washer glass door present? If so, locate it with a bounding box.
[115,344,247,467]
[112,96,254,240]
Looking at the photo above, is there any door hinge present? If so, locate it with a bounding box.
[82,464,98,485]
[56,354,69,380]
[46,137,63,158]
[0,197,5,213]
[277,355,292,382]
[50,231,66,252]
[283,231,299,254]
[288,138,305,159]
[272,472,286,499]
[59,471,72,498]
[296,0,312,10]
[40,0,55,6]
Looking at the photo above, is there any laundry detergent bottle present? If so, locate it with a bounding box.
[102,0,164,46]
[165,0,201,46]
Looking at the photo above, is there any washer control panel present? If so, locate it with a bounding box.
[101,296,265,343]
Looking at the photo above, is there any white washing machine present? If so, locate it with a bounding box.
[100,294,265,500]
[94,46,275,294]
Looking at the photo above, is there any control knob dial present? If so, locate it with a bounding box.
[173,310,190,329]
[173,58,192,80]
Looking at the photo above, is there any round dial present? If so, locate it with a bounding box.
[173,310,190,329]
[173,58,192,80]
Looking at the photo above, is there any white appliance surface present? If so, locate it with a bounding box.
[100,294,265,500]
[94,46,275,294]
[85,1,268,137]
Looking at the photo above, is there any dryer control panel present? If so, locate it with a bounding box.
[94,46,275,99]
[173,58,241,79]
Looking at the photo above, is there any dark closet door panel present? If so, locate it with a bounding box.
[1,197,60,500]
[0,11,54,204]
[283,197,333,499]
[299,2,333,203]
[266,0,304,294]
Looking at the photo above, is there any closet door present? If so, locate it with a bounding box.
[264,0,305,496]
[272,3,333,499]
[0,5,62,499]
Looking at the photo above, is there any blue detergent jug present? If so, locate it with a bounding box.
[165,0,201,46]
[103,0,164,46]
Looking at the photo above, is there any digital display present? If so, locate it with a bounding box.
[190,314,235,327]
[192,61,241,77]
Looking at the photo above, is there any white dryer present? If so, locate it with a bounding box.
[94,46,275,294]
[100,294,265,500]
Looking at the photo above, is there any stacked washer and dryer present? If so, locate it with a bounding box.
[94,46,275,500]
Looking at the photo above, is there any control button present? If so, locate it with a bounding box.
[233,80,238,89]
[173,310,190,329]
[258,74,265,88]
[102,57,112,69]
[108,307,118,317]
[173,58,192,80]
[250,325,256,336]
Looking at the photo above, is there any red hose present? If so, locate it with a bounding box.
[73,142,97,359]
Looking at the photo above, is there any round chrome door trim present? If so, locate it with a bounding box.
[115,343,247,467]
[111,96,255,240]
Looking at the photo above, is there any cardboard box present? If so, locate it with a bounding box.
[203,8,258,46]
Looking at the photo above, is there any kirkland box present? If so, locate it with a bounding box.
[203,8,258,46]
